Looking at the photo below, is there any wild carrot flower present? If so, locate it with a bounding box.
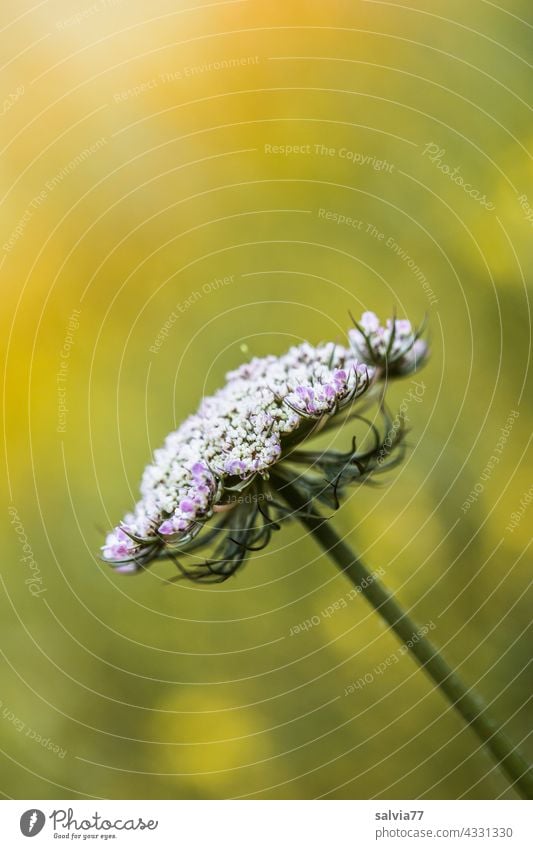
[349,310,428,375]
[102,312,427,581]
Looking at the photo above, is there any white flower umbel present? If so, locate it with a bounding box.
[102,314,426,579]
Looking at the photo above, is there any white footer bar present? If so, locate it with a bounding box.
[1,799,531,848]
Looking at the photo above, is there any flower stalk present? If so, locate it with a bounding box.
[271,471,533,800]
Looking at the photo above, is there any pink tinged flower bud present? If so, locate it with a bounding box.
[158,520,175,535]
[394,319,412,336]
[179,498,196,514]
[225,458,247,476]
[102,528,134,560]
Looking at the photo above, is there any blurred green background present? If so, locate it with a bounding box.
[1,0,531,800]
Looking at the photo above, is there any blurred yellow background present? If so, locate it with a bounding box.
[1,0,531,799]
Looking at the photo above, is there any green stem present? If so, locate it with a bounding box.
[272,472,533,799]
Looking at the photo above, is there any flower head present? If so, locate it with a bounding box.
[102,313,427,582]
